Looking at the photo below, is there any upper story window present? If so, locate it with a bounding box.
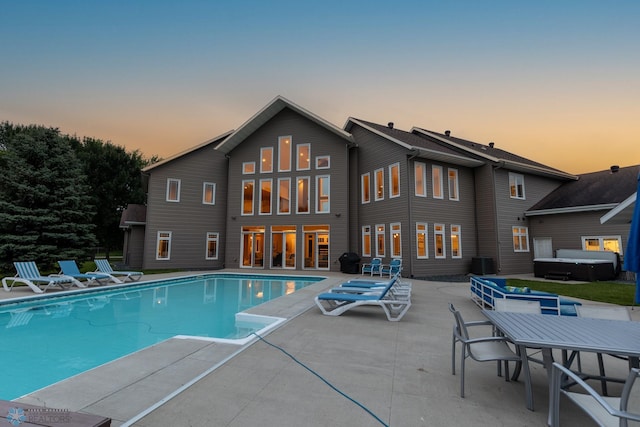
[166,178,181,202]
[279,136,292,172]
[316,155,330,169]
[448,168,459,201]
[316,175,330,213]
[277,177,291,214]
[416,222,429,259]
[509,173,525,199]
[361,226,372,257]
[512,226,530,252]
[374,168,384,201]
[434,223,446,258]
[202,182,216,205]
[242,179,254,215]
[296,177,310,214]
[243,162,255,174]
[415,162,427,197]
[206,232,219,260]
[260,147,273,173]
[389,163,400,198]
[451,225,462,258]
[582,236,622,254]
[297,144,310,170]
[361,173,370,204]
[259,179,272,215]
[432,166,443,199]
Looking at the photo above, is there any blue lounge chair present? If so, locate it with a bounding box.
[361,258,382,276]
[315,275,411,321]
[93,259,143,283]
[58,260,115,286]
[2,261,85,294]
[381,258,402,277]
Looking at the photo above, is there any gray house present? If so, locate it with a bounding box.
[122,96,635,277]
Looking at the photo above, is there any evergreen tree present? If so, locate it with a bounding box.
[0,123,97,271]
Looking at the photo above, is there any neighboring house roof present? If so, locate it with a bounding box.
[411,127,577,180]
[142,130,234,172]
[344,119,484,168]
[119,204,147,228]
[527,164,640,217]
[215,95,354,154]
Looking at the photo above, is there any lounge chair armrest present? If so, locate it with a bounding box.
[552,363,618,414]
[464,320,494,328]
[464,336,513,345]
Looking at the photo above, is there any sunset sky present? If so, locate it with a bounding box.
[1,0,638,174]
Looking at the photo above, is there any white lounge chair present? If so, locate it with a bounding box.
[315,275,411,321]
[361,258,382,276]
[93,259,143,283]
[2,261,85,294]
[381,258,402,277]
[58,260,115,286]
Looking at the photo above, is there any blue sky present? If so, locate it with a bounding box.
[1,0,638,173]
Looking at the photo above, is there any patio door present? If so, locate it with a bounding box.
[241,226,265,268]
[533,238,553,259]
[303,225,329,270]
[271,226,296,269]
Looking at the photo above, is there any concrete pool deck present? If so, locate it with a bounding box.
[2,271,638,426]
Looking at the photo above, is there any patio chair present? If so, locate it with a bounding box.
[548,362,640,427]
[576,305,632,396]
[2,261,85,294]
[380,258,402,277]
[361,258,382,276]
[315,275,411,321]
[93,259,143,283]
[58,260,115,286]
[449,303,522,398]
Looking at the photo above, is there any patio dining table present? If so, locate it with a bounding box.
[483,310,640,411]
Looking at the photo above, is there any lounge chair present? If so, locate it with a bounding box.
[380,258,402,277]
[58,260,115,286]
[2,261,85,294]
[93,259,143,283]
[361,258,382,276]
[315,275,411,321]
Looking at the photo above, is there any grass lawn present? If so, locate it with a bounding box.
[507,279,637,306]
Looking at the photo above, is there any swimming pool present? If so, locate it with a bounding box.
[0,273,321,400]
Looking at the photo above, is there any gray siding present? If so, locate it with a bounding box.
[122,225,145,269]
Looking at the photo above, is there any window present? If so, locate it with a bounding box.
[390,222,401,258]
[166,178,180,202]
[156,231,171,260]
[206,232,219,260]
[362,226,372,257]
[202,182,216,205]
[279,136,291,172]
[432,166,443,199]
[277,177,291,214]
[434,223,446,258]
[316,175,330,213]
[416,222,429,258]
[242,179,254,215]
[451,225,462,258]
[389,163,400,198]
[297,177,310,213]
[415,162,427,197]
[260,179,272,215]
[582,236,622,254]
[375,224,386,257]
[509,173,525,199]
[260,147,273,173]
[374,168,384,201]
[243,162,255,174]
[316,155,330,169]
[297,143,310,170]
[448,168,459,201]
[361,173,370,204]
[512,226,530,252]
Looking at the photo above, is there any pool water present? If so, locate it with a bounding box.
[0,274,320,400]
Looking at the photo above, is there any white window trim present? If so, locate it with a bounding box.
[205,232,219,260]
[277,177,291,215]
[156,231,172,260]
[242,179,254,216]
[202,182,216,205]
[278,135,292,172]
[260,147,273,173]
[389,163,400,198]
[434,223,446,259]
[315,175,330,213]
[451,224,462,258]
[362,225,372,257]
[316,155,330,169]
[512,226,530,252]
[509,172,526,200]
[242,161,255,174]
[432,166,443,199]
[297,143,311,171]
[296,176,310,214]
[416,222,429,259]
[581,235,623,254]
[374,168,384,201]
[390,222,402,258]
[259,178,272,215]
[166,178,181,202]
[448,168,459,201]
[375,224,386,258]
[415,162,427,197]
[361,172,371,204]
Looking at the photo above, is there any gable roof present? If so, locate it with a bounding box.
[411,128,576,180]
[142,130,233,172]
[215,96,354,154]
[344,118,484,168]
[527,164,640,216]
[119,204,147,228]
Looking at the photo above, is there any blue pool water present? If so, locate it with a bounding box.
[0,274,321,400]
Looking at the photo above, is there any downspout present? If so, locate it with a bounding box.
[492,160,506,273]
[407,149,419,278]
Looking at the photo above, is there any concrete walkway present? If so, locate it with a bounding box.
[3,272,637,426]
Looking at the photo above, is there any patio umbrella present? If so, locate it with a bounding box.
[623,172,640,304]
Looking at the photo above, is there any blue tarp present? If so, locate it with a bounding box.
[623,173,640,304]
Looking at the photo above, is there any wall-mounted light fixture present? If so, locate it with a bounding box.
[335,213,341,218]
